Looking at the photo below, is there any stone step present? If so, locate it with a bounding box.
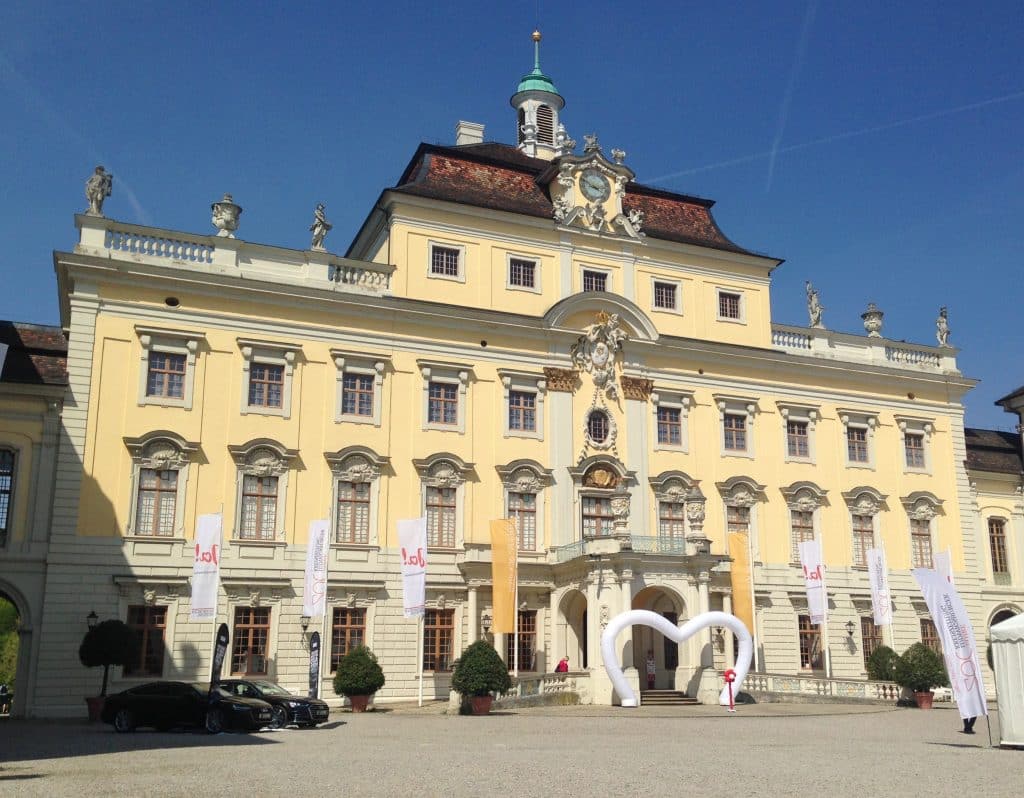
[639,690,699,706]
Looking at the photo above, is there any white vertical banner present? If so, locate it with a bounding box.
[798,539,827,625]
[933,549,955,585]
[912,568,988,720]
[0,342,8,377]
[190,513,222,620]
[302,519,331,617]
[398,517,427,618]
[866,547,893,626]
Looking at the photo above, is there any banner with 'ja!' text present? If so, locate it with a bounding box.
[398,518,427,618]
[190,513,222,620]
[798,539,827,625]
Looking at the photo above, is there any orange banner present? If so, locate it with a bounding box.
[490,519,518,634]
[728,532,754,636]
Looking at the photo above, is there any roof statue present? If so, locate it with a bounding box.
[310,203,333,250]
[85,166,113,217]
[936,306,951,347]
[211,193,242,238]
[805,281,824,329]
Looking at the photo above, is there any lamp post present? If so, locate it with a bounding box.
[86,610,98,629]
[845,620,856,638]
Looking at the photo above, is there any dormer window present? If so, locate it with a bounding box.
[536,105,554,144]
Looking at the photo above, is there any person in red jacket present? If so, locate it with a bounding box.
[554,656,569,673]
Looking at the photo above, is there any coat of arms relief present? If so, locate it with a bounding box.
[570,311,629,464]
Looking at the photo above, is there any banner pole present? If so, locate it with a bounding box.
[746,531,759,672]
[513,518,519,679]
[417,615,424,708]
[209,505,224,677]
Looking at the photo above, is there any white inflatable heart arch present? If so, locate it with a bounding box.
[600,609,753,707]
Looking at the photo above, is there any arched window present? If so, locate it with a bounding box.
[0,449,14,546]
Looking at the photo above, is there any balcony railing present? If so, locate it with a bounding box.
[552,541,584,563]
[771,323,957,374]
[743,672,902,701]
[630,535,686,555]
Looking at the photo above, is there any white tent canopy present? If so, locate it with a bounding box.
[991,612,1024,748]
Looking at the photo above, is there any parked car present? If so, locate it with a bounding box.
[101,681,273,733]
[216,679,330,728]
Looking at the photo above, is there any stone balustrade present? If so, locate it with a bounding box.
[743,672,901,701]
[105,223,215,263]
[771,323,957,374]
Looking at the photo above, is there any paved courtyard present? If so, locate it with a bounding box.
[0,702,1019,797]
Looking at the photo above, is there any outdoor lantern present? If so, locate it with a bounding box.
[299,615,311,632]
[481,611,492,634]
[86,610,98,629]
[845,620,856,637]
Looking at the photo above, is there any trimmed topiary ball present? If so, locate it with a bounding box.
[451,640,512,698]
[893,642,949,693]
[333,645,385,698]
[865,645,899,682]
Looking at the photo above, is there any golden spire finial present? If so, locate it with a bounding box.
[532,29,542,42]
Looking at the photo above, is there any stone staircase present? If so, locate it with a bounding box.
[639,689,699,707]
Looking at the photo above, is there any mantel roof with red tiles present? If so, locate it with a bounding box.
[361,141,777,261]
[0,321,68,387]
[965,427,1023,475]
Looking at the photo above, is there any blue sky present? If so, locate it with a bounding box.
[2,1,1022,429]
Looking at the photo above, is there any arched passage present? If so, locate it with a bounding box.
[632,586,687,689]
[0,582,31,718]
[558,589,588,670]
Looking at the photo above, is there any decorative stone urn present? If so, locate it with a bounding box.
[861,302,884,338]
[211,193,242,238]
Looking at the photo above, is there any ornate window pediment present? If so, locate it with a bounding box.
[901,491,943,521]
[413,453,475,488]
[496,460,553,494]
[124,431,200,470]
[124,431,201,538]
[716,477,766,507]
[325,446,389,482]
[780,482,828,512]
[649,471,702,503]
[842,486,887,516]
[229,439,298,476]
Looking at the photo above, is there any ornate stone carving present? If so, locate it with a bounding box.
[510,467,542,494]
[583,465,618,490]
[310,202,332,250]
[543,367,578,392]
[861,302,884,337]
[552,195,572,222]
[621,376,653,402]
[570,312,627,401]
[805,281,824,328]
[239,446,288,477]
[936,306,951,347]
[556,126,577,156]
[685,500,706,524]
[347,592,357,608]
[333,454,380,483]
[250,590,261,607]
[140,439,189,470]
[611,493,630,520]
[599,604,610,629]
[143,589,156,605]
[211,193,242,238]
[851,495,881,516]
[85,166,113,216]
[611,148,626,164]
[908,499,937,521]
[583,133,601,153]
[426,460,464,489]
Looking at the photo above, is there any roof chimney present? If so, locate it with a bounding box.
[455,121,485,146]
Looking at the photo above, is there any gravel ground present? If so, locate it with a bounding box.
[0,703,1019,797]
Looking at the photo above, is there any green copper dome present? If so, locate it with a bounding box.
[513,30,562,99]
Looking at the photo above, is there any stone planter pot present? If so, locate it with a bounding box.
[85,696,105,722]
[469,695,494,715]
[914,690,934,709]
[348,695,370,713]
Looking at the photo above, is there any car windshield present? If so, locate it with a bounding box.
[250,681,291,696]
[194,683,231,698]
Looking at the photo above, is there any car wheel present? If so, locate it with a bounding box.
[205,708,225,734]
[113,709,135,733]
[269,705,288,729]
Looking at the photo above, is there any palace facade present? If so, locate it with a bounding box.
[1,40,1021,716]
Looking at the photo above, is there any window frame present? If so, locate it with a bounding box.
[839,411,878,469]
[988,517,1010,582]
[497,460,552,554]
[894,416,934,474]
[505,610,538,671]
[920,618,941,654]
[715,396,758,458]
[230,605,272,676]
[715,288,745,323]
[797,615,823,670]
[124,433,199,539]
[228,440,298,543]
[332,351,388,426]
[124,605,168,678]
[778,403,819,464]
[428,241,466,283]
[781,482,827,564]
[902,492,942,570]
[329,607,367,673]
[861,617,883,669]
[0,448,14,548]
[580,266,611,293]
[325,447,387,547]
[422,608,455,672]
[651,277,682,315]
[238,339,299,419]
[135,327,204,410]
[506,253,541,294]
[499,371,546,440]
[652,391,693,453]
[414,455,473,550]
[419,361,471,434]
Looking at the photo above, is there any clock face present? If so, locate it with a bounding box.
[579,169,610,202]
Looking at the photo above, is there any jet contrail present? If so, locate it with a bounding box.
[649,89,1024,185]
[766,0,818,191]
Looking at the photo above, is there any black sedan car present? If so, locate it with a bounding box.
[101,681,273,733]
[216,679,330,728]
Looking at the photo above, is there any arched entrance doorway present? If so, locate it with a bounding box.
[0,590,23,717]
[632,586,687,690]
[558,590,588,670]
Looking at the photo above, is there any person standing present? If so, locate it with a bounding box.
[645,650,657,690]
[554,656,569,673]
[963,715,977,734]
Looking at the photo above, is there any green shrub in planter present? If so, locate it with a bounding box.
[451,641,512,698]
[865,645,899,682]
[332,646,385,698]
[893,643,949,693]
[78,619,139,697]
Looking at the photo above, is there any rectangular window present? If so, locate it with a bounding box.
[658,501,685,540]
[847,427,869,463]
[920,618,941,654]
[718,292,741,319]
[508,492,536,551]
[124,605,167,677]
[904,433,925,468]
[653,281,676,310]
[582,496,614,537]
[911,518,933,569]
[135,469,178,537]
[426,486,456,548]
[723,413,747,452]
[798,615,823,669]
[330,607,366,672]
[508,258,536,289]
[787,420,809,458]
[423,608,454,671]
[336,481,370,544]
[231,606,270,675]
[427,381,458,426]
[727,505,750,534]
[989,518,1009,580]
[657,407,681,446]
[852,514,874,567]
[247,363,284,408]
[790,510,814,561]
[582,270,607,292]
[508,390,536,432]
[430,245,460,277]
[861,617,882,669]
[239,475,278,540]
[341,373,374,417]
[0,449,12,546]
[505,611,537,671]
[146,352,186,398]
